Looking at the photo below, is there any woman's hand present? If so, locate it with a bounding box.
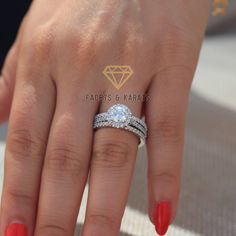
[0,0,210,235]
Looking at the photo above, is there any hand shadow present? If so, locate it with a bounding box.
[0,122,7,141]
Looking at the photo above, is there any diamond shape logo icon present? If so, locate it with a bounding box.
[212,0,228,15]
[103,65,134,90]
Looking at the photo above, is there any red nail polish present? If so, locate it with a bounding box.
[5,223,27,236]
[153,201,171,235]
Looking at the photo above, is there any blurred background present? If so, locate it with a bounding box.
[0,1,236,235]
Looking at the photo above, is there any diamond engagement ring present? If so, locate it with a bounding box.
[93,104,147,147]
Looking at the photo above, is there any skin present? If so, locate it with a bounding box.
[0,0,210,235]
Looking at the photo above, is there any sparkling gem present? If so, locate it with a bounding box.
[107,104,132,128]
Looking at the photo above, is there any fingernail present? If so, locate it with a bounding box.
[5,223,27,236]
[153,201,171,235]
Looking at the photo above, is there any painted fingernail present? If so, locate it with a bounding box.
[5,223,27,236]
[153,201,171,235]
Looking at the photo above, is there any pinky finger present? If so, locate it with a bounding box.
[0,13,27,124]
[146,70,193,235]
[0,45,18,124]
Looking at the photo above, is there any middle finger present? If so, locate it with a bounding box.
[34,82,98,236]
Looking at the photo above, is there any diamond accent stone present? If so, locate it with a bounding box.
[107,104,132,128]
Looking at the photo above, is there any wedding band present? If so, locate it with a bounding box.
[93,104,147,147]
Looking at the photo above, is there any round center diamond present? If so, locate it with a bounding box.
[107,104,132,128]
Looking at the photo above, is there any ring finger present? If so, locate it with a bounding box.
[82,98,144,236]
[34,80,98,236]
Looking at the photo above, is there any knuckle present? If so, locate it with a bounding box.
[8,126,45,160]
[86,213,117,230]
[115,32,144,60]
[46,145,86,177]
[45,115,87,176]
[150,115,183,144]
[22,25,54,61]
[36,223,68,236]
[7,188,35,208]
[158,26,197,65]
[150,171,178,187]
[93,139,131,169]
[160,26,191,50]
[32,26,53,52]
[67,28,112,71]
[74,34,104,70]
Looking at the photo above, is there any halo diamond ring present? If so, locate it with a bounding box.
[93,104,147,147]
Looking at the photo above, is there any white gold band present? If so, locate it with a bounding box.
[93,104,147,147]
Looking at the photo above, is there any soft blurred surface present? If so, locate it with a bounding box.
[0,11,236,236]
[208,0,236,33]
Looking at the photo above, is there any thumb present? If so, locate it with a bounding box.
[0,45,18,124]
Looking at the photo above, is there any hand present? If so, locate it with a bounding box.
[0,0,210,235]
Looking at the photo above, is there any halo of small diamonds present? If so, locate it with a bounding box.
[107,104,132,128]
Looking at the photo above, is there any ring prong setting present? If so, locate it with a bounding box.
[107,104,132,128]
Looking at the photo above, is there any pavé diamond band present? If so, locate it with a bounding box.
[93,104,147,147]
